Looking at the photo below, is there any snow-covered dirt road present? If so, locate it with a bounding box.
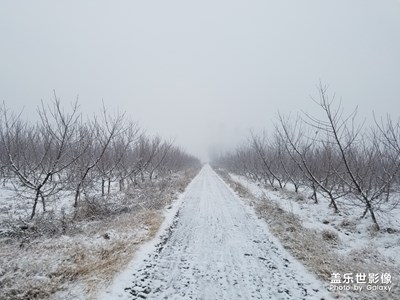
[101,165,331,300]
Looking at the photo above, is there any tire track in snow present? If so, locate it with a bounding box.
[123,165,331,300]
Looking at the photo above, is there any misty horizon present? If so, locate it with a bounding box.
[1,1,399,161]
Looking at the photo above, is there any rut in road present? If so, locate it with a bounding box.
[123,165,331,300]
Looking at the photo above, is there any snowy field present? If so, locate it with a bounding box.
[2,165,398,299]
[227,172,400,299]
[0,170,198,300]
[230,174,400,267]
[100,165,332,300]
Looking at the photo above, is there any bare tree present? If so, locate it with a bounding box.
[273,132,303,193]
[72,107,126,208]
[304,84,400,229]
[0,98,83,219]
[97,121,140,195]
[250,132,286,189]
[277,113,345,212]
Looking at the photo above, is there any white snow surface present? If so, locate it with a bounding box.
[230,173,400,265]
[99,165,331,300]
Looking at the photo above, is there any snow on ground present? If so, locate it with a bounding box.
[0,180,124,225]
[230,174,400,271]
[97,174,190,300]
[0,170,198,300]
[99,165,332,300]
[0,184,30,222]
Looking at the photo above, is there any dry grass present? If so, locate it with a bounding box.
[0,168,199,300]
[0,210,163,300]
[217,170,400,300]
[321,229,340,245]
[66,210,163,298]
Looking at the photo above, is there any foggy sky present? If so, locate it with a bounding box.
[1,1,400,161]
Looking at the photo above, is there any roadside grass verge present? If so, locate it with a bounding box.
[216,169,399,300]
[0,168,199,300]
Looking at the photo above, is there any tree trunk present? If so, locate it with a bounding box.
[101,178,105,196]
[312,189,318,203]
[331,200,339,213]
[74,185,81,208]
[370,209,380,230]
[40,191,46,212]
[30,190,40,219]
[329,195,339,213]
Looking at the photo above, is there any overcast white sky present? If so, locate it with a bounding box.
[1,1,399,161]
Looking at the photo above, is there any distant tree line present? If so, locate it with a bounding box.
[0,97,200,219]
[213,85,400,230]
